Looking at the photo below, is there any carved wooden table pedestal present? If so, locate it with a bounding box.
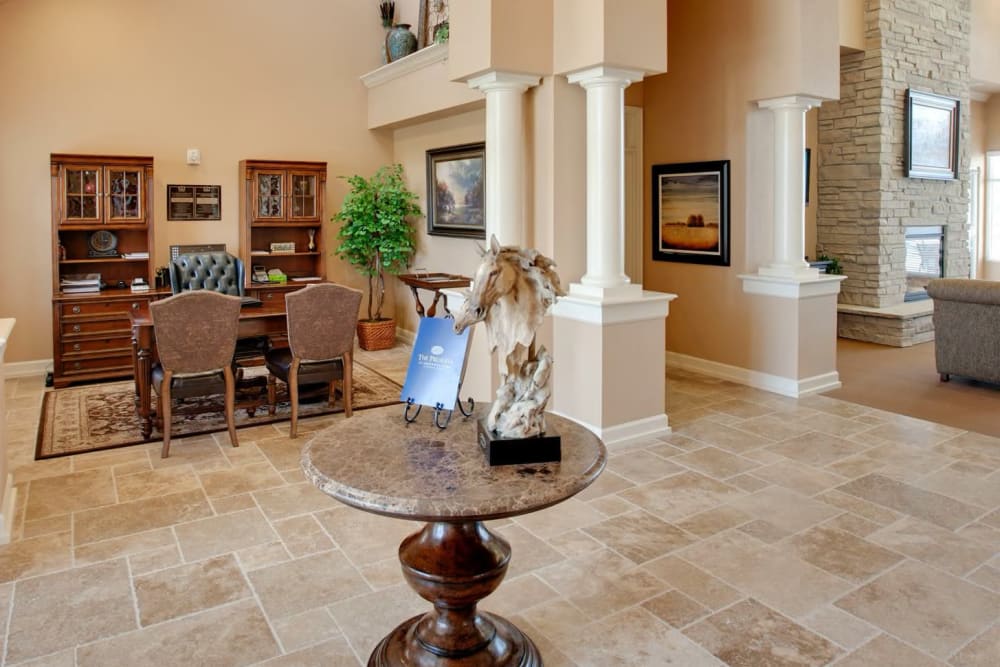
[302,405,606,666]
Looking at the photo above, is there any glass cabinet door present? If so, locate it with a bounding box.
[289,172,318,220]
[254,171,286,220]
[62,165,103,224]
[106,167,144,222]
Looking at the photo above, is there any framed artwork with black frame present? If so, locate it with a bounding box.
[905,89,959,180]
[651,160,730,266]
[426,142,485,239]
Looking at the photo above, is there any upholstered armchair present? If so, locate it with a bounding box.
[150,290,242,458]
[265,283,362,438]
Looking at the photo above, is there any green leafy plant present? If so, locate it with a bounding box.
[333,164,420,321]
[434,20,449,44]
[817,253,843,275]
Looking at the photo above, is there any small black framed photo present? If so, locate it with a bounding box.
[905,89,959,180]
[651,160,730,266]
[426,142,485,239]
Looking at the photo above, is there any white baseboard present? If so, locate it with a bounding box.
[549,410,671,450]
[665,351,841,398]
[4,358,50,379]
[395,327,415,346]
[0,475,18,545]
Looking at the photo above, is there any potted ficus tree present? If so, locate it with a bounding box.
[333,163,420,350]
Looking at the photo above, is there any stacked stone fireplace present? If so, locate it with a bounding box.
[816,0,971,347]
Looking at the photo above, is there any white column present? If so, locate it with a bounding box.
[566,66,644,299]
[758,95,823,279]
[467,71,540,246]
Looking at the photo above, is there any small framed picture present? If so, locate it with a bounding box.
[905,89,959,180]
[426,142,485,239]
[651,160,731,266]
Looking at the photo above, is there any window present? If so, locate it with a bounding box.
[987,152,1000,261]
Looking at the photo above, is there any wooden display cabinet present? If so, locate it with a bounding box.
[50,153,159,387]
[239,159,327,296]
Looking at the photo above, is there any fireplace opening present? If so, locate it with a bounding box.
[904,225,945,302]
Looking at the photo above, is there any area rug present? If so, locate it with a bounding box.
[35,364,402,459]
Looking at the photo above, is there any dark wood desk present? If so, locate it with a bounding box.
[129,301,289,438]
[302,405,606,666]
[397,273,471,318]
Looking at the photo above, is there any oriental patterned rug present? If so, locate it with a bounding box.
[35,364,402,459]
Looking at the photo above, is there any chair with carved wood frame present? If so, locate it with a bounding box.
[265,283,362,438]
[150,290,242,458]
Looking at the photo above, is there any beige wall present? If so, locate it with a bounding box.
[0,0,396,363]
[449,0,553,82]
[391,110,487,335]
[552,0,667,76]
[838,0,865,52]
[642,0,839,368]
[971,0,1000,87]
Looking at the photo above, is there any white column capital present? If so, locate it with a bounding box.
[566,66,645,88]
[757,95,824,111]
[467,70,541,93]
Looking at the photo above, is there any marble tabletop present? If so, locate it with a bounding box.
[302,404,607,522]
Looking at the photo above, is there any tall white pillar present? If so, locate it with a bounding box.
[757,95,823,279]
[467,71,540,246]
[566,66,644,300]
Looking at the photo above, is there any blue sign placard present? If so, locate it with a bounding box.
[401,317,472,409]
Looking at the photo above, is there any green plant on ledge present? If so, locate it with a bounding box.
[817,253,843,275]
[333,163,420,322]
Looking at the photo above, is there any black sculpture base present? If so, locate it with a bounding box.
[477,418,561,466]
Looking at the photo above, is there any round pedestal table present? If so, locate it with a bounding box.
[302,404,606,666]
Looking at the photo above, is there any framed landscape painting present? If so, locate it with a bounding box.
[426,142,485,239]
[651,160,730,266]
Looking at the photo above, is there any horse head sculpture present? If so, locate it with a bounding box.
[454,235,564,437]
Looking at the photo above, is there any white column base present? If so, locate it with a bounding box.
[758,264,821,280]
[741,273,846,299]
[736,273,844,396]
[568,281,644,302]
[552,290,675,446]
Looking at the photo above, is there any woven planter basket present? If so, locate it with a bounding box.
[357,318,396,351]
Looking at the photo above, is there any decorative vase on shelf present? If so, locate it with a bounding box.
[385,23,417,63]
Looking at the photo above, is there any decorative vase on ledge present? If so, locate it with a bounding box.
[384,23,417,63]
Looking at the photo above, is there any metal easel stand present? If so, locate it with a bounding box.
[403,393,475,429]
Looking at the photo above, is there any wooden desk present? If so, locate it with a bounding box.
[129,301,289,438]
[302,405,606,666]
[397,273,471,318]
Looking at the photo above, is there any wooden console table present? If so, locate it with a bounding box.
[302,404,606,666]
[397,273,471,318]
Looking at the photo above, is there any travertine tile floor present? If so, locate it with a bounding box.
[0,345,997,666]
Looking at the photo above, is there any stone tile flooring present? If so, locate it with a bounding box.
[0,345,997,665]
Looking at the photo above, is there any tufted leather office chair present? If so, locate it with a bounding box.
[169,252,245,295]
[150,290,242,458]
[265,283,362,438]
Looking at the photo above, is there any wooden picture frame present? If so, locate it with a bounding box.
[905,89,959,180]
[426,142,485,239]
[651,160,730,266]
[417,0,449,49]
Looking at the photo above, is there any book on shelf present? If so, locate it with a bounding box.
[61,272,101,286]
[62,285,101,293]
[290,276,322,282]
[121,252,149,260]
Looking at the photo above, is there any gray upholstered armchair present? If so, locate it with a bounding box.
[169,252,246,295]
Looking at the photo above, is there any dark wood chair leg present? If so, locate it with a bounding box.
[940,372,950,382]
[267,375,277,415]
[160,371,173,459]
[289,360,300,439]
[224,366,239,448]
